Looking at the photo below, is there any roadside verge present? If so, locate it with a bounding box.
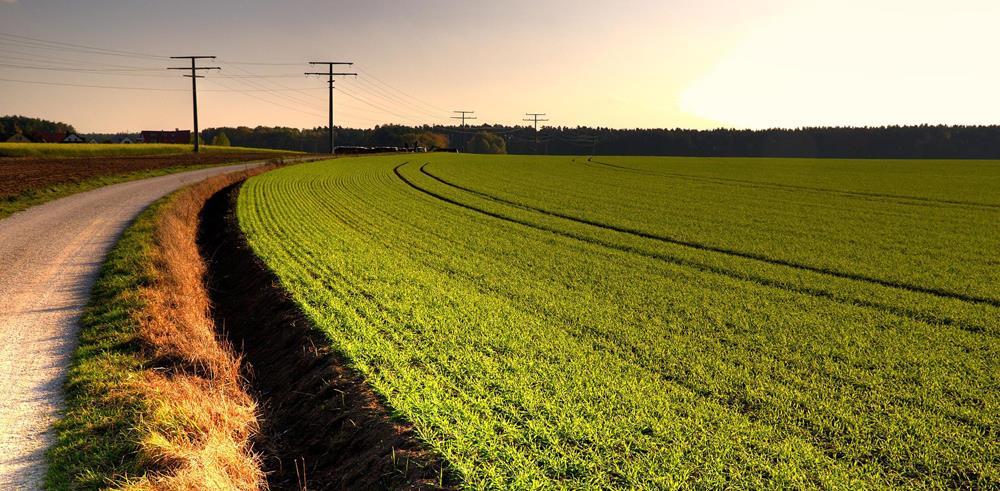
[45,168,272,490]
[47,158,452,490]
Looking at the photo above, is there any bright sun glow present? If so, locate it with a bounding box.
[681,0,1000,129]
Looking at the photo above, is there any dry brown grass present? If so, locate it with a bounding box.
[115,168,276,490]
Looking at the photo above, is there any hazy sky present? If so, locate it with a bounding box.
[0,0,997,132]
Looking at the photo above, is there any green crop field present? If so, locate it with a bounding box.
[237,154,999,488]
[0,142,293,158]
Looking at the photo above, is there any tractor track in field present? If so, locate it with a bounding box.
[391,163,991,334]
[416,163,1000,309]
[313,174,997,450]
[582,158,1000,211]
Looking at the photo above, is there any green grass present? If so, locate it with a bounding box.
[45,199,164,490]
[238,154,999,489]
[0,142,294,158]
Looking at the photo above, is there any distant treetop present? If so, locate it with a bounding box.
[0,115,75,138]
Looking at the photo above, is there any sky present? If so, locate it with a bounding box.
[0,0,998,133]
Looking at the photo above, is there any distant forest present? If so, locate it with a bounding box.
[200,124,1000,159]
[0,115,75,136]
[5,115,1000,159]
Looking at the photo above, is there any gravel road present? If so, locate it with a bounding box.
[0,161,277,489]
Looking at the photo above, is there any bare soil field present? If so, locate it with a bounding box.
[0,152,293,199]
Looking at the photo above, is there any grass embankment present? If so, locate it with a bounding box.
[47,169,271,490]
[0,143,293,158]
[238,154,998,488]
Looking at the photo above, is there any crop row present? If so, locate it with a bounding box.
[238,156,997,488]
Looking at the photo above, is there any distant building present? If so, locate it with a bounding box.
[31,132,66,143]
[28,132,85,143]
[6,133,30,143]
[141,129,190,144]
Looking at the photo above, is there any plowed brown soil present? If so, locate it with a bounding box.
[0,153,292,198]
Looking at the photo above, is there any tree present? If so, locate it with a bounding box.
[190,123,1000,159]
[467,131,506,154]
[0,115,74,136]
[403,131,449,150]
[190,133,205,145]
[212,131,231,146]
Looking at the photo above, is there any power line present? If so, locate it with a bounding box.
[344,76,444,120]
[452,110,477,127]
[225,64,323,108]
[0,49,165,70]
[0,32,168,61]
[206,78,384,126]
[216,59,304,67]
[356,67,448,113]
[168,56,220,153]
[217,66,392,125]
[0,75,330,94]
[0,62,165,73]
[438,126,527,136]
[524,112,550,153]
[204,78,325,118]
[337,86,428,124]
[451,111,478,151]
[523,113,549,132]
[0,32,494,132]
[305,61,356,154]
[0,77,186,91]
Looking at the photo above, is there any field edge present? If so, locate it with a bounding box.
[200,178,455,489]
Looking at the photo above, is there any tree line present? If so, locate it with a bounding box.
[6,115,1000,159]
[0,115,75,137]
[200,124,1000,159]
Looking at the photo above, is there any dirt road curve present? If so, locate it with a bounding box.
[0,162,271,489]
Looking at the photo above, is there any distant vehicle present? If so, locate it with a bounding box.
[141,129,190,144]
[333,146,415,155]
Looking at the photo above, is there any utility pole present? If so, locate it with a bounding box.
[168,56,220,153]
[523,113,549,154]
[306,62,357,155]
[451,110,476,151]
[451,110,476,127]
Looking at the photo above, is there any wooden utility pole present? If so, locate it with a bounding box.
[523,113,549,154]
[306,62,356,155]
[451,110,476,127]
[168,56,219,153]
[451,111,476,151]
